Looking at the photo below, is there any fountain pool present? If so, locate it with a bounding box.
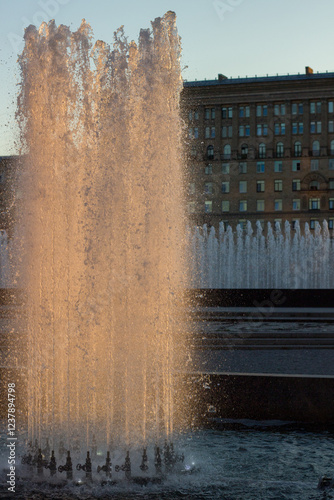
[1,424,334,499]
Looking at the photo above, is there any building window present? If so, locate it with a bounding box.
[222,126,232,138]
[239,162,247,174]
[330,159,334,170]
[310,219,318,229]
[241,144,248,158]
[329,101,334,114]
[256,104,267,117]
[274,180,283,191]
[221,181,230,193]
[222,201,230,212]
[311,159,319,171]
[275,199,282,211]
[329,198,334,209]
[239,181,247,193]
[256,180,265,192]
[258,143,266,159]
[328,218,334,229]
[292,179,301,191]
[205,164,213,175]
[329,179,334,189]
[311,141,319,158]
[194,110,199,120]
[293,103,303,115]
[207,145,214,159]
[190,146,197,157]
[331,140,334,155]
[245,125,250,136]
[239,125,245,137]
[293,199,300,210]
[222,163,230,174]
[239,106,250,118]
[274,104,285,115]
[292,160,301,171]
[204,108,215,120]
[257,124,268,137]
[204,201,212,213]
[275,123,285,136]
[329,121,334,133]
[311,122,321,133]
[194,128,199,138]
[274,161,283,172]
[188,111,193,121]
[309,198,320,210]
[239,200,247,212]
[189,183,195,195]
[238,219,247,229]
[310,102,321,114]
[257,200,265,211]
[188,128,193,139]
[276,142,284,158]
[206,127,215,138]
[256,161,265,173]
[222,107,233,119]
[293,122,304,134]
[223,144,231,160]
[294,142,302,157]
[309,180,319,190]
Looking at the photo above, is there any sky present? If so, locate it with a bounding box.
[1,0,334,155]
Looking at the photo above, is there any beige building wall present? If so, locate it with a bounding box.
[182,70,334,232]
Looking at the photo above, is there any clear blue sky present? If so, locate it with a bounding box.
[1,0,334,154]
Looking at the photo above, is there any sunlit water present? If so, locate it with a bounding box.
[13,12,188,453]
[1,426,334,499]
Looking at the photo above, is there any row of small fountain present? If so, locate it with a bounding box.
[189,220,334,289]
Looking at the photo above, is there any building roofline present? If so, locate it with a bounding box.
[183,72,334,87]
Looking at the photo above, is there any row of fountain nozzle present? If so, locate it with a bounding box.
[21,440,184,481]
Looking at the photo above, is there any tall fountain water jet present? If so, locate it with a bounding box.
[15,13,188,453]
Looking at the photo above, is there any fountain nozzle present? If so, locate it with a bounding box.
[115,451,131,480]
[58,450,73,480]
[140,447,148,471]
[97,451,112,477]
[45,450,57,476]
[76,451,92,481]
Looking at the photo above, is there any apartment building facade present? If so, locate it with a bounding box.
[182,68,334,230]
